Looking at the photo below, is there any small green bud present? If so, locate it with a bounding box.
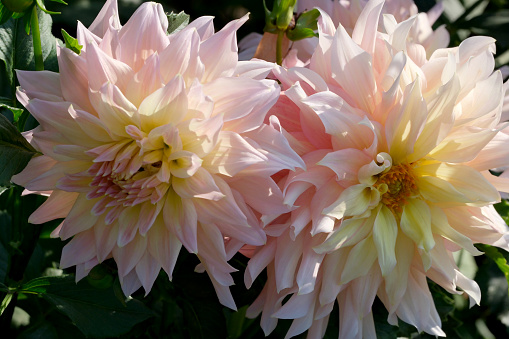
[1,0,33,13]
[263,0,297,33]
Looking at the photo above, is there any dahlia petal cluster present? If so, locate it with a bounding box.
[12,0,303,307]
[10,0,509,336]
[243,0,509,337]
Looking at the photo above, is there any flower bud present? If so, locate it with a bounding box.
[1,0,33,13]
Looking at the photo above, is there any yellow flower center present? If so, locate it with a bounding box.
[375,162,418,213]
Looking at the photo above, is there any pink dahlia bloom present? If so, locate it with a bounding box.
[244,0,509,337]
[12,0,303,307]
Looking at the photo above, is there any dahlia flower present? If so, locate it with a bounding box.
[12,0,303,307]
[244,0,509,336]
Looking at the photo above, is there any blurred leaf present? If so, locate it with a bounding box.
[86,264,114,290]
[167,11,189,34]
[0,113,38,186]
[0,210,12,248]
[19,275,154,338]
[0,242,9,283]
[477,244,509,294]
[0,102,23,123]
[61,28,81,54]
[224,306,255,339]
[18,322,58,339]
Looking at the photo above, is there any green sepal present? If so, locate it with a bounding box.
[50,0,67,4]
[286,8,320,41]
[61,28,82,55]
[35,0,59,15]
[22,5,32,34]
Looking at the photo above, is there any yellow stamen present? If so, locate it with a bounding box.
[375,162,418,213]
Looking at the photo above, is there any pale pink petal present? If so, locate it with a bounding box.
[193,175,249,227]
[29,190,78,224]
[351,0,384,54]
[88,0,121,37]
[59,195,100,240]
[199,14,248,82]
[182,16,214,40]
[60,230,96,269]
[11,155,57,187]
[163,189,198,253]
[159,28,202,83]
[172,167,224,201]
[147,221,182,279]
[124,53,165,107]
[135,252,161,295]
[331,24,376,113]
[234,59,276,80]
[113,234,147,277]
[241,119,305,176]
[138,76,188,130]
[202,131,266,176]
[228,176,289,217]
[94,222,119,262]
[119,268,142,297]
[57,47,95,113]
[204,78,280,133]
[115,2,169,71]
[275,230,304,292]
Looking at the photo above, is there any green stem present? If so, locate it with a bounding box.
[276,30,284,66]
[30,5,44,71]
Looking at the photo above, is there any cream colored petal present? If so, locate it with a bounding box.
[400,199,435,251]
[418,175,471,205]
[373,205,398,276]
[340,236,377,284]
[322,184,372,219]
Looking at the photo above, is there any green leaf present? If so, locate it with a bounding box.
[167,11,190,34]
[0,8,59,87]
[476,244,509,294]
[0,4,14,25]
[224,306,256,339]
[19,322,59,339]
[50,0,67,4]
[0,113,37,186]
[0,102,24,123]
[19,275,154,338]
[61,29,82,54]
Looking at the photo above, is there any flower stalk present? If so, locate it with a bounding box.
[276,29,284,65]
[30,5,43,71]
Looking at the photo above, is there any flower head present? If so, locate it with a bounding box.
[13,0,303,307]
[245,0,509,336]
